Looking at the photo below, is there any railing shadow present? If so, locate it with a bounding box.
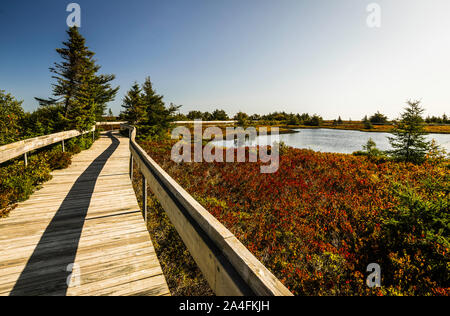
[10,132,120,296]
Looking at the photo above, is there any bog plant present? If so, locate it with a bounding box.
[0,134,96,218]
[139,139,449,296]
[389,100,431,163]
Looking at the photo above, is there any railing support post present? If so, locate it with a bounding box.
[129,154,133,179]
[24,152,28,167]
[62,140,65,152]
[142,174,147,223]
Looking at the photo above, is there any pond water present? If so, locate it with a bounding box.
[214,128,450,154]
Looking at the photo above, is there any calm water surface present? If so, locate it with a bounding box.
[215,129,450,154]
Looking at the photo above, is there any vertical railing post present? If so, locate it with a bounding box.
[24,152,28,167]
[129,154,133,179]
[62,139,65,152]
[142,174,147,223]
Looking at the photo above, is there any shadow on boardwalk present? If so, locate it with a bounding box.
[10,132,119,296]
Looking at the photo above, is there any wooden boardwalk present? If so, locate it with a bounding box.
[0,132,170,296]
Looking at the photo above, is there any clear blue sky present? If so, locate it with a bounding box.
[1,0,449,119]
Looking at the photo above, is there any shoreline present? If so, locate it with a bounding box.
[278,125,450,135]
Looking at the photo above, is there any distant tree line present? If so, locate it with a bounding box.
[174,110,325,126]
[184,109,230,121]
[425,114,450,124]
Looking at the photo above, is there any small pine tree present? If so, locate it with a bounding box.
[369,111,388,124]
[363,138,382,157]
[139,77,179,139]
[388,100,430,163]
[121,83,145,125]
[426,139,448,163]
[234,112,249,127]
[212,109,229,121]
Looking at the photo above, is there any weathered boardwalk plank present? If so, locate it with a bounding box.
[0,132,170,296]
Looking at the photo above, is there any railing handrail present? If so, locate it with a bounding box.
[174,120,237,124]
[96,121,128,126]
[121,124,293,296]
[0,127,95,165]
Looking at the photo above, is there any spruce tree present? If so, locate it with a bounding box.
[121,82,145,125]
[140,77,179,138]
[92,74,119,120]
[388,100,430,163]
[0,90,24,145]
[37,27,118,131]
[68,71,97,132]
[212,109,229,121]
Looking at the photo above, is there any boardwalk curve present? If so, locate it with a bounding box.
[0,132,169,296]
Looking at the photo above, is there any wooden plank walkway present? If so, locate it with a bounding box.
[0,132,170,296]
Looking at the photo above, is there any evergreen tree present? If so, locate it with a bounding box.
[22,104,67,137]
[68,71,97,132]
[121,82,145,125]
[369,111,389,124]
[388,100,430,163]
[362,138,382,158]
[0,90,24,145]
[37,27,118,131]
[211,109,229,121]
[187,111,204,120]
[92,74,119,119]
[234,112,249,127]
[140,77,179,138]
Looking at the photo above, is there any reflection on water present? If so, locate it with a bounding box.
[214,128,450,154]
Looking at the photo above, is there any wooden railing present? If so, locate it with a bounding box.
[121,124,293,296]
[174,120,237,124]
[0,128,95,166]
[96,121,127,126]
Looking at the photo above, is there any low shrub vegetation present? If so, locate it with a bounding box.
[132,172,214,296]
[139,139,449,296]
[0,135,97,218]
